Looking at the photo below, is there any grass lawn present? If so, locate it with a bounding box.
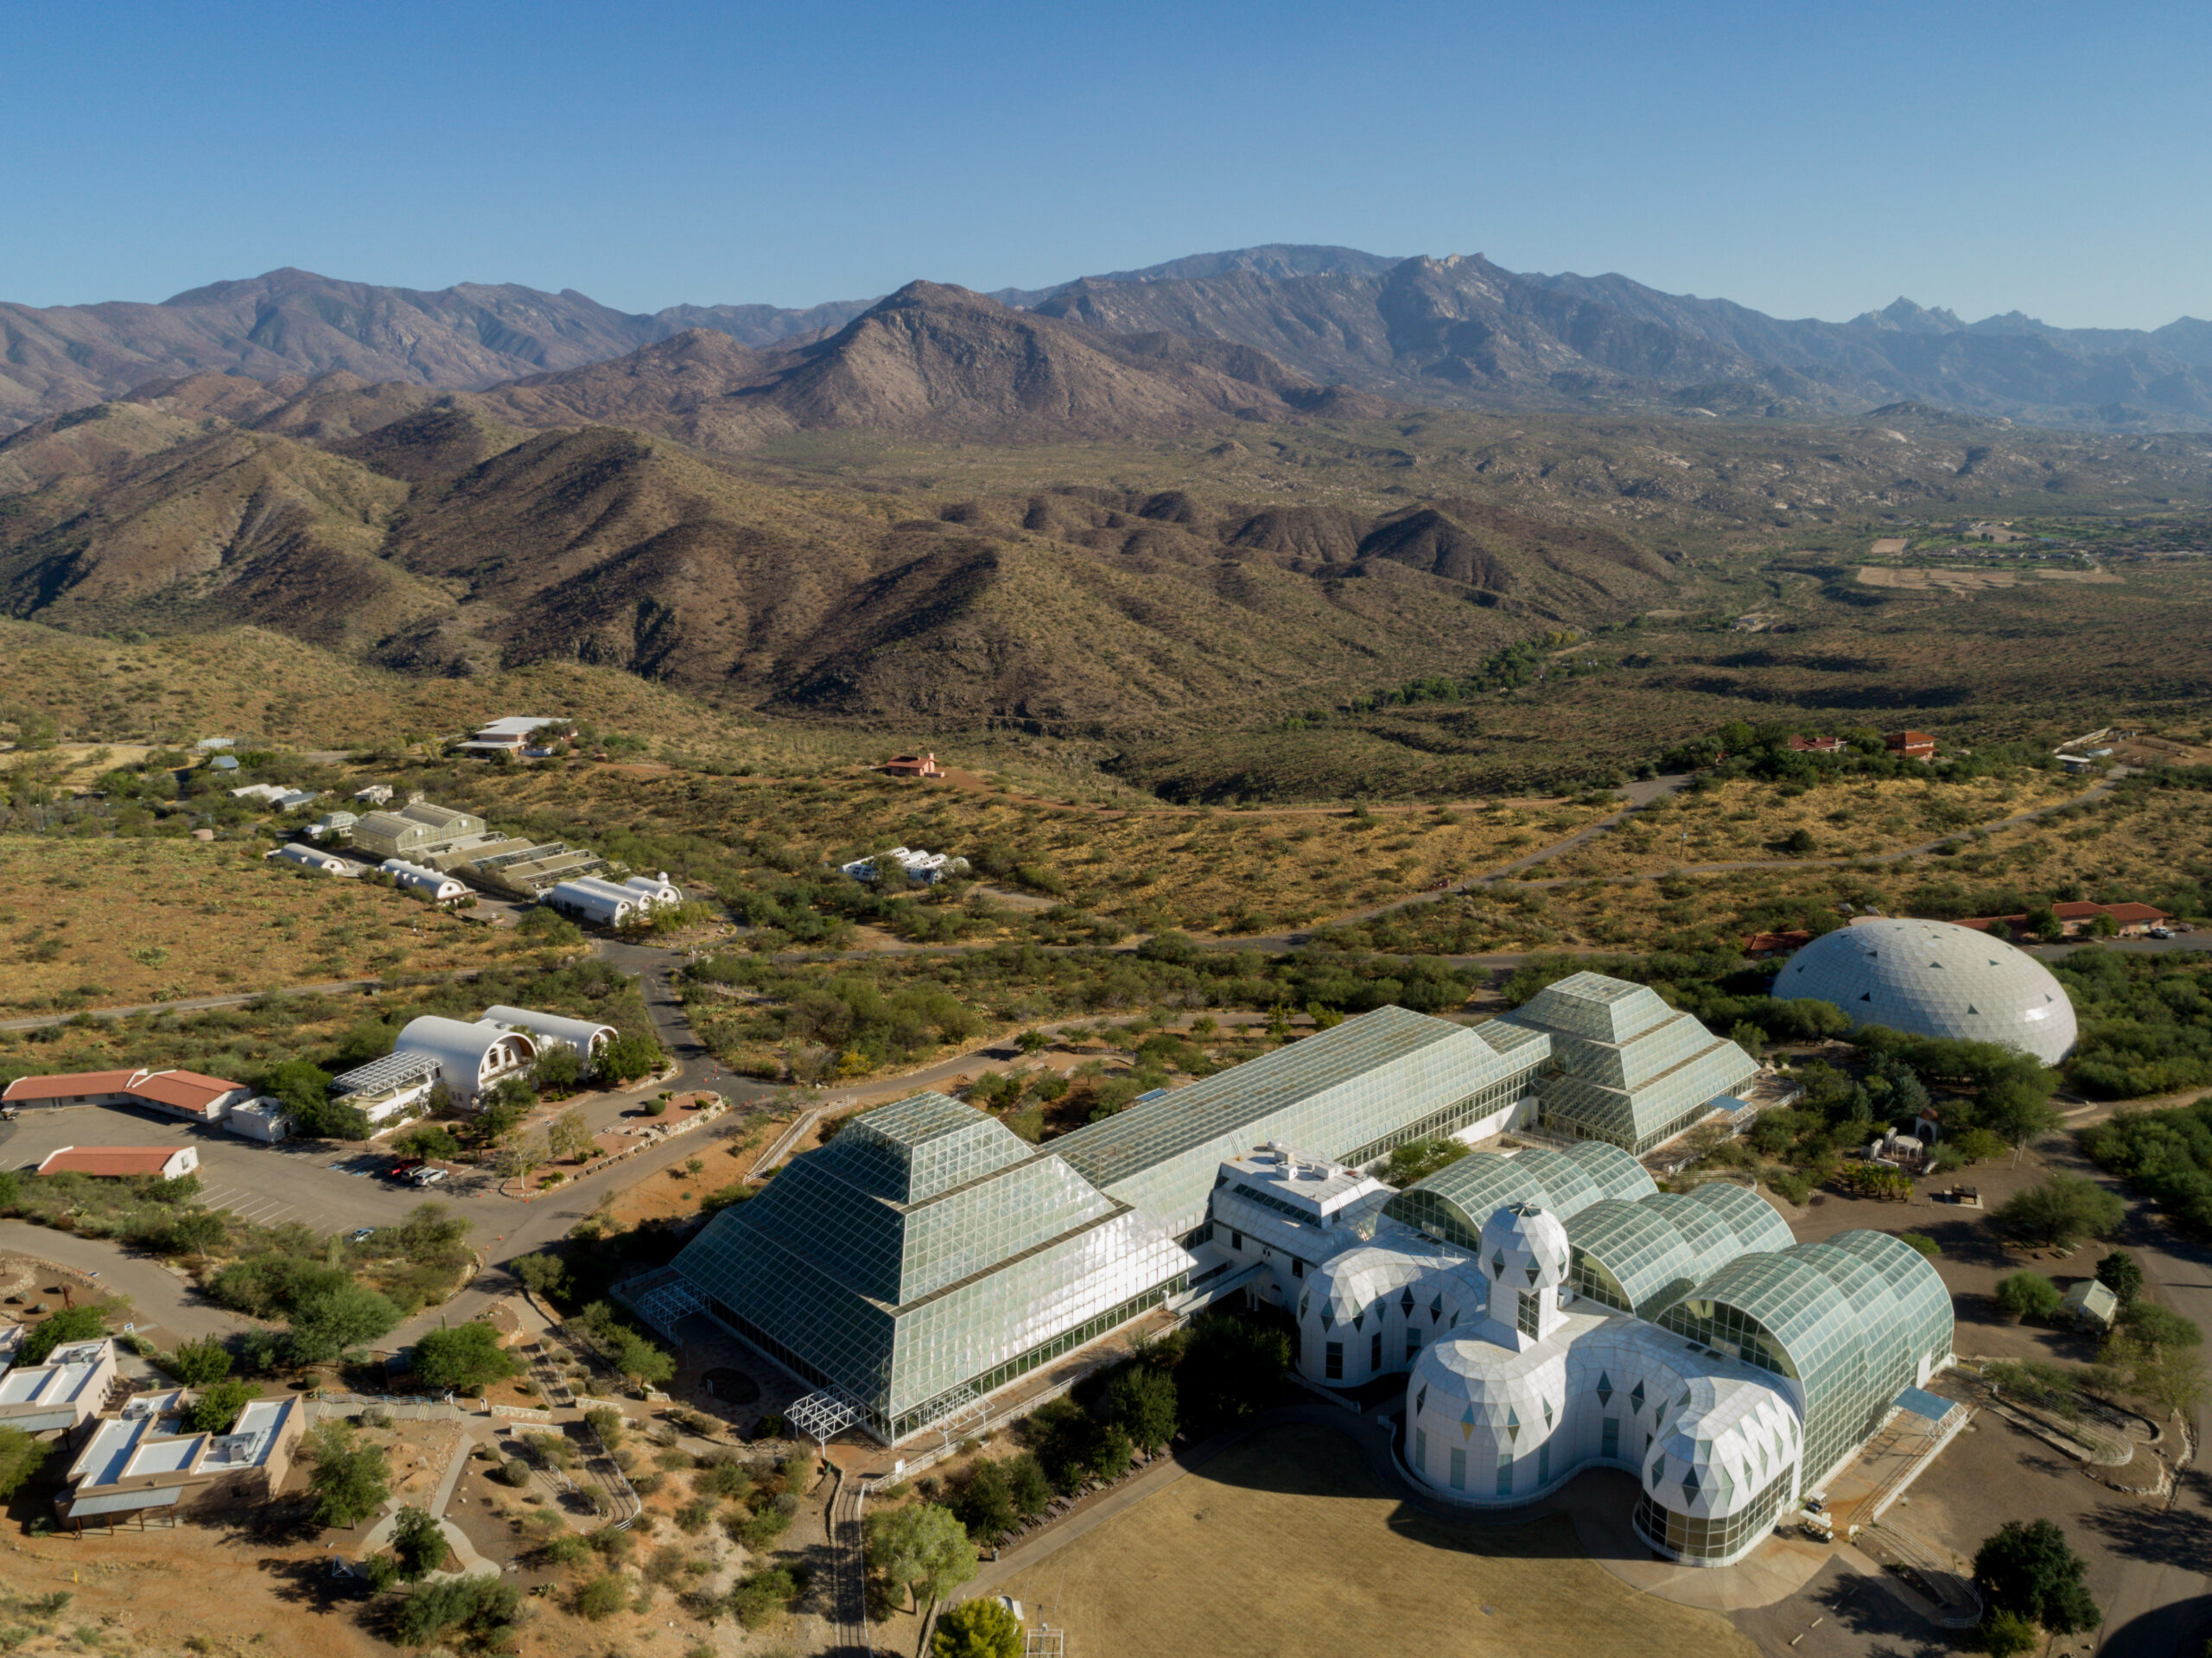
[988,1426,1758,1658]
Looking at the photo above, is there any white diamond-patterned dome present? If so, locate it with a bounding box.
[1776,919,2077,1066]
[1479,1202,1570,1294]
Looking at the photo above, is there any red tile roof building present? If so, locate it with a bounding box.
[1742,930,1815,958]
[1786,735,1843,753]
[1885,731,1936,760]
[1958,900,2171,938]
[1,1069,251,1120]
[881,753,943,778]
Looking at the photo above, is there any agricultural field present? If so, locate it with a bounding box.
[989,1426,1758,1658]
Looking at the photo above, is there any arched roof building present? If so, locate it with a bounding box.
[1776,918,2077,1065]
[391,1016,537,1105]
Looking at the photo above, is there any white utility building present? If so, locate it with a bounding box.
[268,843,348,876]
[545,873,683,927]
[380,859,470,903]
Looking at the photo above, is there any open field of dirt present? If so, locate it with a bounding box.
[989,1427,1758,1658]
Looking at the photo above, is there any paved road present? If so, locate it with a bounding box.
[2044,1137,2212,1655]
[0,1218,251,1344]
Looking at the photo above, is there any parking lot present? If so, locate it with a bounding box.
[0,1103,500,1238]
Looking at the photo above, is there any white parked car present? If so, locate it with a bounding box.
[410,1167,448,1186]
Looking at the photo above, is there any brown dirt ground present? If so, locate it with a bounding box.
[0,835,531,1011]
[0,1521,388,1658]
[985,1426,1758,1658]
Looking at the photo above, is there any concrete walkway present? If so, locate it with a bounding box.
[356,1434,498,1576]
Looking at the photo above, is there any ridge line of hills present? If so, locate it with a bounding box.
[6,245,2211,435]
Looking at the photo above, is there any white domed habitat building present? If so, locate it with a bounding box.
[1294,1140,1953,1567]
[1774,918,2078,1065]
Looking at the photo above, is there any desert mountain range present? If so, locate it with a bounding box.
[5,245,2210,435]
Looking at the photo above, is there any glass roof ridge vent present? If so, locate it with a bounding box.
[1507,972,1677,1045]
[842,1090,1033,1203]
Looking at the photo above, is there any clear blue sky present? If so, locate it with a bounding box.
[8,1,2206,329]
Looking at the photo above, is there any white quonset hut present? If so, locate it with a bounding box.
[545,873,683,927]
[268,843,347,876]
[390,1016,537,1106]
[1290,1143,1953,1568]
[380,860,469,903]
[1777,918,2078,1065]
[481,1006,617,1068]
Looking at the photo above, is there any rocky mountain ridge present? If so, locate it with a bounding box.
[7,248,2209,435]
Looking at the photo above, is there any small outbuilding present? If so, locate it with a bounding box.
[0,1339,119,1434]
[223,1099,292,1143]
[268,843,347,876]
[36,1146,200,1180]
[380,859,469,904]
[2061,1278,2120,1331]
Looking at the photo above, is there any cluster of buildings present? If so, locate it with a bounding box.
[4,1003,627,1144]
[327,1004,620,1121]
[0,1336,302,1534]
[658,979,1951,1568]
[260,789,687,925]
[837,847,972,886]
[1783,732,1936,761]
[454,715,569,759]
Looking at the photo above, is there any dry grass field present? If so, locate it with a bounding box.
[1540,771,2082,880]
[480,761,1612,934]
[989,1427,1758,1658]
[0,836,526,1011]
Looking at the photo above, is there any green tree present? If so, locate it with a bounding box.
[1980,1075,2062,1159]
[2023,905,2064,941]
[495,1131,552,1185]
[1978,1608,2037,1658]
[21,1304,108,1364]
[189,1379,257,1434]
[605,1324,676,1389]
[1779,828,1816,856]
[165,1335,232,1387]
[598,1031,664,1084]
[1179,1312,1291,1426]
[1097,1363,1177,1452]
[1995,1172,2124,1249]
[2119,1302,2202,1350]
[0,1426,52,1498]
[531,1045,583,1098]
[931,1597,1024,1658]
[575,1573,627,1620]
[1995,1272,2063,1322]
[305,1421,391,1528]
[548,1106,594,1161]
[391,1123,461,1161]
[1973,1518,2100,1634]
[868,1502,975,1623]
[286,1280,401,1364]
[393,1504,448,1581]
[410,1323,524,1392]
[391,1576,519,1648]
[509,1252,568,1301]
[2096,1249,2146,1307]
[162,1209,227,1264]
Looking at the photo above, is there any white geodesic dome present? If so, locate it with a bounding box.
[1774,918,2077,1065]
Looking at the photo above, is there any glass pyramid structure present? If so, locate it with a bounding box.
[1494,973,1758,1153]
